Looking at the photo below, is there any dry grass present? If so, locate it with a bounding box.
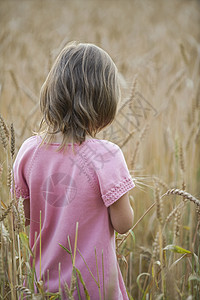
[0,0,200,299]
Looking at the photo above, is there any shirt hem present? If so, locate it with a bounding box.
[14,184,29,199]
[102,177,135,207]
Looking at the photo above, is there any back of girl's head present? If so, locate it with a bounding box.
[39,41,121,146]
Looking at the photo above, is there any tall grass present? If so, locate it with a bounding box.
[0,0,200,299]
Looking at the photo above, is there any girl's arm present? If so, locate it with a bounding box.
[21,198,30,226]
[109,192,134,234]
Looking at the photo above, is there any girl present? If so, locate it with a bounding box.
[14,42,135,299]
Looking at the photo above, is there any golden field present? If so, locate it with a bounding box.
[0,0,200,299]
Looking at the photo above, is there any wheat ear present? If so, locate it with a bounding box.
[163,189,200,206]
[64,282,71,298]
[173,210,181,238]
[196,206,200,222]
[7,165,12,189]
[10,123,15,159]
[18,197,25,228]
[0,114,9,149]
[155,186,163,224]
[15,285,32,297]
[0,200,14,222]
[152,232,159,260]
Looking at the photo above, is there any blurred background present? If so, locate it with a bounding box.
[1,0,199,143]
[0,0,200,298]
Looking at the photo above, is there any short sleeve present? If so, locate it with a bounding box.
[94,141,135,207]
[13,139,32,199]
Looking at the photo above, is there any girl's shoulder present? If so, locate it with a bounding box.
[85,138,120,154]
[81,138,123,168]
[16,135,41,160]
[13,136,41,178]
[20,135,40,148]
[82,138,122,161]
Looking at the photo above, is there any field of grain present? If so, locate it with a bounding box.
[0,0,200,299]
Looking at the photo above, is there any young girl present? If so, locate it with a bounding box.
[14,42,135,299]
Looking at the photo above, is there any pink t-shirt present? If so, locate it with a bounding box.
[14,136,134,299]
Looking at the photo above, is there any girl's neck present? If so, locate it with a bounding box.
[43,132,93,144]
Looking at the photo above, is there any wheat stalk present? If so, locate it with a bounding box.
[9,69,19,90]
[119,129,135,148]
[179,142,185,173]
[186,125,195,150]
[0,253,4,280]
[0,163,2,188]
[131,123,149,169]
[162,189,200,206]
[166,69,185,98]
[194,125,200,143]
[117,75,138,114]
[153,176,169,192]
[165,202,185,225]
[128,75,138,108]
[179,43,189,65]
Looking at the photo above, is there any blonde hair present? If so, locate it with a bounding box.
[39,41,121,148]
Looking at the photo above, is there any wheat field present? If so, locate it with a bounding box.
[0,0,200,299]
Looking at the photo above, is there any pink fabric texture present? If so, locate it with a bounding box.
[13,136,135,299]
